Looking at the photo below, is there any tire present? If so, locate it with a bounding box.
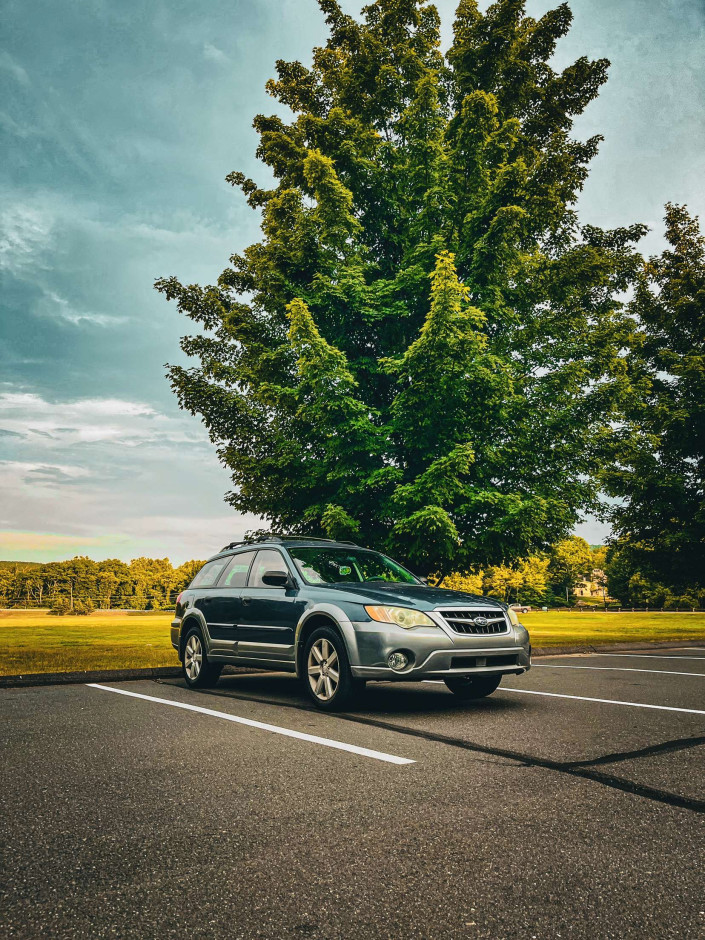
[444,674,502,700]
[182,625,223,689]
[303,626,359,710]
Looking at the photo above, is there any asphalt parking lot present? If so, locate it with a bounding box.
[2,648,704,939]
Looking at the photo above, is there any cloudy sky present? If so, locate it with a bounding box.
[1,0,703,564]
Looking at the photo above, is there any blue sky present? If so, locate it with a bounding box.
[1,0,703,564]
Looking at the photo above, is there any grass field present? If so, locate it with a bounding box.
[1,608,704,676]
[0,610,176,675]
[522,610,705,648]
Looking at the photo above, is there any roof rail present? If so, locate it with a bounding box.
[263,534,361,546]
[219,534,360,552]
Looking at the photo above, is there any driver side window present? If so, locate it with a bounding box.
[248,549,287,588]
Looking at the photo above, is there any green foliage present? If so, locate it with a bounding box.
[158,0,646,574]
[605,539,704,610]
[480,554,551,605]
[547,535,594,602]
[602,204,705,595]
[1,557,206,611]
[438,540,605,606]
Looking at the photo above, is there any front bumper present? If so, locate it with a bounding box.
[348,615,531,681]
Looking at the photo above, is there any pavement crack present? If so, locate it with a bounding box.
[562,735,705,770]
[157,681,705,815]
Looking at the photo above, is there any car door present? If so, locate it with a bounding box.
[190,556,232,650]
[237,548,305,664]
[203,550,256,656]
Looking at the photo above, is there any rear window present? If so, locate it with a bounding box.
[220,551,256,588]
[189,558,228,589]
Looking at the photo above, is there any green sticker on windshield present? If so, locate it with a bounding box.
[339,565,352,576]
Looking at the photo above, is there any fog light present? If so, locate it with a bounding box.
[387,652,409,671]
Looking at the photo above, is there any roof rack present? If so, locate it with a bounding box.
[219,534,359,552]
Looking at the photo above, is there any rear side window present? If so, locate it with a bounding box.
[220,551,256,588]
[248,549,287,588]
[189,559,228,589]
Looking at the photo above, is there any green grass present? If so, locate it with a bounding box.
[0,609,176,675]
[523,610,705,648]
[1,608,704,676]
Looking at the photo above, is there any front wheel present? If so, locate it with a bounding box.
[182,627,222,689]
[444,674,502,700]
[303,627,360,710]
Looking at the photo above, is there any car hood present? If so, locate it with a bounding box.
[318,582,503,611]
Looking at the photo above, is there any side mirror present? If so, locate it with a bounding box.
[262,569,291,588]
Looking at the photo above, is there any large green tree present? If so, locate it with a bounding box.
[546,534,593,604]
[603,204,705,592]
[157,0,645,575]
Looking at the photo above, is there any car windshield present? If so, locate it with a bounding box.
[288,547,419,585]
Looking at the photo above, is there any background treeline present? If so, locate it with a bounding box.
[0,557,205,613]
[2,534,703,612]
[441,536,704,610]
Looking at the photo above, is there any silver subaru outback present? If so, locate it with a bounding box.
[171,536,531,710]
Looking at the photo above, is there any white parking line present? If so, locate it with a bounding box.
[597,653,705,661]
[87,684,415,765]
[532,664,705,678]
[503,688,705,715]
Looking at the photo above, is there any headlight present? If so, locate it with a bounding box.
[364,605,435,629]
[507,607,520,626]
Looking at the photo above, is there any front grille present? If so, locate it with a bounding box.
[439,609,509,636]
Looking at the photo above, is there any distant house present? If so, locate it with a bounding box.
[574,569,611,601]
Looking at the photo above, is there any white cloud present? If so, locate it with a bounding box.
[0,392,201,446]
[60,311,128,326]
[203,42,229,64]
[0,51,30,86]
[0,460,90,486]
[0,392,244,563]
[42,291,128,327]
[0,110,34,139]
[0,203,54,274]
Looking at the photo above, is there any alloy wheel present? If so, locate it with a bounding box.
[307,637,340,701]
[184,634,203,681]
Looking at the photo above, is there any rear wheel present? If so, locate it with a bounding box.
[444,674,502,699]
[182,626,222,689]
[303,627,360,710]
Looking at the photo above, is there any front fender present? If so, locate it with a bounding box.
[293,603,362,677]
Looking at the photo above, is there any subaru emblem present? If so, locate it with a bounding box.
[473,616,489,626]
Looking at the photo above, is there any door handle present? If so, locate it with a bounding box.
[242,597,252,606]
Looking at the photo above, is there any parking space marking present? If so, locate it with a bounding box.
[503,688,705,714]
[532,664,705,678]
[87,684,415,765]
[598,653,705,661]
